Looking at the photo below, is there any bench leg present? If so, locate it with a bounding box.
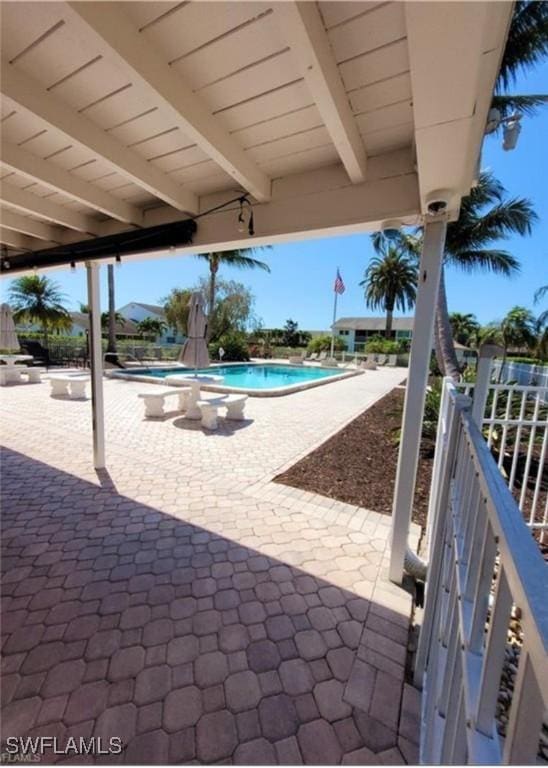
[225,402,246,420]
[142,397,165,418]
[200,405,219,430]
[177,391,189,412]
[69,381,87,399]
[50,380,69,396]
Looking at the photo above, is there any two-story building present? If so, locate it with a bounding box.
[333,316,414,352]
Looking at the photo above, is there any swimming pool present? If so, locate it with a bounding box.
[112,363,361,396]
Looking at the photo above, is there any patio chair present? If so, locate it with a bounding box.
[318,351,328,361]
[305,352,318,361]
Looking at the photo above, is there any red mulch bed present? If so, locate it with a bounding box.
[275,387,433,529]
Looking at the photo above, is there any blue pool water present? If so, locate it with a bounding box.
[119,363,343,390]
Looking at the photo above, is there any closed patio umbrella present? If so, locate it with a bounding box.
[178,292,209,369]
[0,304,20,352]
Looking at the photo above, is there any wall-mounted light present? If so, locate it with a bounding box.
[70,261,76,272]
[485,108,523,151]
[237,196,255,237]
[115,253,122,268]
[2,260,10,270]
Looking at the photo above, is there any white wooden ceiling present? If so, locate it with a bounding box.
[0,1,513,264]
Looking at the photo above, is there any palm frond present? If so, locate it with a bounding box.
[534,284,548,303]
[446,249,521,276]
[491,93,548,119]
[497,1,548,91]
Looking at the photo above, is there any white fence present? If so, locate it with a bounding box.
[458,380,548,541]
[492,359,548,390]
[416,378,548,764]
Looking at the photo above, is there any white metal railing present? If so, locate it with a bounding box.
[416,379,548,764]
[457,379,548,541]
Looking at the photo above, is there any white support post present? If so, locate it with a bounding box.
[86,261,105,469]
[389,217,447,584]
[471,344,503,426]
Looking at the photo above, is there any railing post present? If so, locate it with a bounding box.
[414,389,470,687]
[471,344,503,426]
[389,216,447,583]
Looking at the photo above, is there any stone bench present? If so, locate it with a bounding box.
[21,367,46,383]
[196,395,248,430]
[138,387,191,418]
[49,375,90,399]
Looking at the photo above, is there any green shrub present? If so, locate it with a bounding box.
[364,336,401,354]
[307,335,347,353]
[209,332,250,362]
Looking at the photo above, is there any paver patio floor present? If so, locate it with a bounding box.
[1,370,421,764]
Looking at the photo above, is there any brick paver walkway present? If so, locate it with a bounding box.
[1,369,421,764]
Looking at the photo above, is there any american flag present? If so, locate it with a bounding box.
[333,269,345,295]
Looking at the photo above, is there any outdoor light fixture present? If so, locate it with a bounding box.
[70,261,76,271]
[115,253,122,268]
[237,196,254,237]
[485,108,523,151]
[381,220,403,240]
[2,260,10,270]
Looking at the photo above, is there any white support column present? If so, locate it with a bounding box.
[86,261,105,469]
[389,217,447,583]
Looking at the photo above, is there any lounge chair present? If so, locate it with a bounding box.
[321,357,338,367]
[306,352,319,361]
[376,354,387,366]
[318,351,328,361]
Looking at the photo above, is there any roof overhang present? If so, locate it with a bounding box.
[0,1,514,275]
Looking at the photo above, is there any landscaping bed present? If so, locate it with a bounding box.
[275,387,433,529]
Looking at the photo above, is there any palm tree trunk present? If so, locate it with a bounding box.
[107,265,117,354]
[434,266,461,380]
[206,256,218,343]
[385,307,394,339]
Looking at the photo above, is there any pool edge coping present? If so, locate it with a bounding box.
[107,364,363,397]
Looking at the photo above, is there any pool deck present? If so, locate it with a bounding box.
[1,367,422,765]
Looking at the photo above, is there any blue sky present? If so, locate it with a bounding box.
[2,62,547,331]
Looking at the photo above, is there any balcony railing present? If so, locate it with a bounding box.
[415,369,548,764]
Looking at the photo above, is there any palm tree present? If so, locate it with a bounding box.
[499,305,538,378]
[106,265,117,355]
[437,173,537,377]
[534,284,548,328]
[492,1,548,119]
[163,288,193,336]
[100,311,124,330]
[137,317,167,341]
[9,275,71,348]
[360,246,417,338]
[449,312,480,346]
[375,174,537,379]
[195,250,270,342]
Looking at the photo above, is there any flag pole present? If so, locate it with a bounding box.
[330,270,339,358]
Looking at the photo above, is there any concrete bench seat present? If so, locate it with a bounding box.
[20,367,46,383]
[49,374,90,399]
[138,387,191,418]
[196,395,248,430]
